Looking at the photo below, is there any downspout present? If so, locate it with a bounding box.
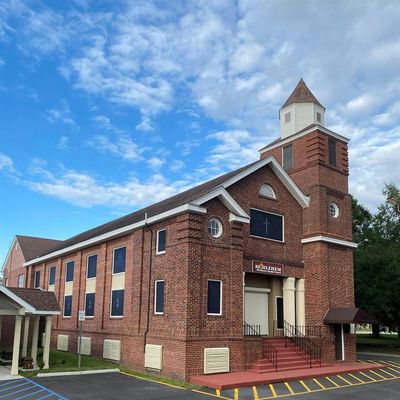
[143,213,153,352]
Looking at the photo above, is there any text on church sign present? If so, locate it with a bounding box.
[252,260,283,275]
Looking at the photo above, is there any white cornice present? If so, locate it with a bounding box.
[301,235,357,248]
[24,203,207,266]
[1,236,17,275]
[259,125,350,155]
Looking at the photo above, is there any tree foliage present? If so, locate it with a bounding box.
[353,183,400,337]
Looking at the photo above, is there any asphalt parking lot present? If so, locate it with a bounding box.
[1,354,394,400]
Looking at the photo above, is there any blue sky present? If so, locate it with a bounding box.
[1,0,399,266]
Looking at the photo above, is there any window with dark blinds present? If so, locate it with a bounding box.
[64,295,72,317]
[283,144,293,170]
[155,280,165,314]
[85,293,95,317]
[87,255,97,278]
[207,280,222,315]
[250,209,283,241]
[49,266,56,285]
[328,139,336,166]
[66,261,74,282]
[35,271,41,288]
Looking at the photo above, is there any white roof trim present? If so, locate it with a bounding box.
[192,187,250,219]
[221,156,309,209]
[24,203,207,266]
[259,125,349,155]
[0,285,35,313]
[1,236,17,274]
[229,213,250,224]
[301,235,358,249]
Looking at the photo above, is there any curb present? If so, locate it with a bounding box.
[358,351,400,359]
[36,368,120,377]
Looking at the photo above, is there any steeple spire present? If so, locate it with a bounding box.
[282,78,324,109]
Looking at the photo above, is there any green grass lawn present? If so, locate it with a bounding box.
[357,333,400,355]
[21,350,118,377]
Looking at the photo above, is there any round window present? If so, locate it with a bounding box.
[329,202,339,218]
[207,218,223,238]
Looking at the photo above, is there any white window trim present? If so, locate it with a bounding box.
[330,203,340,219]
[34,270,41,289]
[207,218,223,239]
[65,260,75,283]
[48,265,56,286]
[154,280,165,315]
[86,254,97,280]
[275,296,284,330]
[249,207,285,243]
[84,292,95,319]
[63,295,72,318]
[18,273,25,288]
[112,246,126,275]
[207,279,222,316]
[156,229,166,255]
[110,289,124,318]
[259,184,276,200]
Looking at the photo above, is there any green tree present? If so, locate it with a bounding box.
[353,184,400,338]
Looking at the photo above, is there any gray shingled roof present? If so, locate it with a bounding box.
[16,236,63,261]
[29,160,259,260]
[7,287,60,312]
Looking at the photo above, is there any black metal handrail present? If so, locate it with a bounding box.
[282,320,322,368]
[262,339,278,372]
[272,321,322,338]
[243,322,261,337]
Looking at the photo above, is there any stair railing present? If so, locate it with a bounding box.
[283,320,322,368]
[262,340,278,372]
[243,322,261,337]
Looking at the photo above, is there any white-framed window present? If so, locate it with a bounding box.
[154,280,165,315]
[17,273,25,288]
[328,139,337,167]
[34,270,41,288]
[284,112,291,123]
[207,218,223,238]
[113,246,126,274]
[87,254,97,279]
[259,184,276,199]
[250,208,284,242]
[48,266,56,285]
[110,289,124,317]
[207,280,222,316]
[316,112,322,123]
[85,292,95,318]
[329,202,340,218]
[63,295,72,317]
[156,229,166,255]
[65,261,74,282]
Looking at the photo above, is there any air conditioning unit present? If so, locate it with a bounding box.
[103,339,121,361]
[144,344,162,370]
[77,337,91,356]
[204,348,229,374]
[57,335,69,352]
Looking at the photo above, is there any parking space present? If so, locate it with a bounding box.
[213,359,400,399]
[0,378,66,399]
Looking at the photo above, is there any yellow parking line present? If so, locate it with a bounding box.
[387,366,400,374]
[284,382,294,394]
[380,368,397,378]
[366,360,382,365]
[216,389,221,397]
[348,373,365,383]
[313,378,326,389]
[119,372,185,390]
[359,371,376,381]
[389,360,400,366]
[252,386,259,400]
[382,360,400,368]
[192,389,231,400]
[369,370,387,380]
[269,384,277,398]
[299,380,311,392]
[234,388,239,400]
[325,376,340,387]
[336,375,352,385]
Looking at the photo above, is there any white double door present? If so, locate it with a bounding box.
[244,288,270,335]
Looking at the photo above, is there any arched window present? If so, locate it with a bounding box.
[259,184,276,199]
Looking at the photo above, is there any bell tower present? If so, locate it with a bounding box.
[260,79,357,363]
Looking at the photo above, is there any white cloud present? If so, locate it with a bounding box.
[56,136,70,150]
[170,160,185,172]
[0,153,14,172]
[45,99,78,130]
[87,134,146,163]
[25,166,189,208]
[146,157,165,170]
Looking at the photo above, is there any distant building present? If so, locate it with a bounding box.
[3,80,369,379]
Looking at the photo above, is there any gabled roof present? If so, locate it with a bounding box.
[282,78,324,109]
[16,235,62,260]
[24,156,309,266]
[0,285,60,315]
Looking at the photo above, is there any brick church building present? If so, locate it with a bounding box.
[2,80,367,379]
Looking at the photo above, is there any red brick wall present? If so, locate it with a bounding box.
[2,239,26,287]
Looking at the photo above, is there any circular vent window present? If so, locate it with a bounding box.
[207,218,223,238]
